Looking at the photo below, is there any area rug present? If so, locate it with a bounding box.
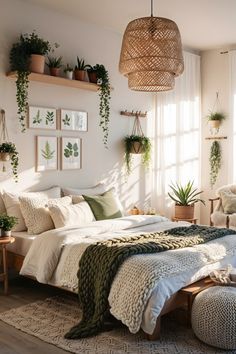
[0,296,234,354]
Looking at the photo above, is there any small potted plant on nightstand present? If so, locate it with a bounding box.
[74,57,90,81]
[0,215,18,237]
[46,56,63,77]
[64,64,73,80]
[168,181,205,220]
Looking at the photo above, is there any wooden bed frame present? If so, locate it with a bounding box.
[6,250,215,340]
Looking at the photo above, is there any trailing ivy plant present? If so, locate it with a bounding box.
[9,32,52,132]
[0,142,19,182]
[124,135,151,175]
[210,140,221,188]
[94,64,111,147]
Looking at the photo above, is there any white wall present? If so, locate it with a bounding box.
[200,49,230,224]
[0,0,153,211]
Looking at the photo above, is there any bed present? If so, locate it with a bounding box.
[7,215,236,339]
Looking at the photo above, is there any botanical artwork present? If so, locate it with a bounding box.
[36,136,58,171]
[60,109,87,132]
[61,137,81,170]
[29,106,57,130]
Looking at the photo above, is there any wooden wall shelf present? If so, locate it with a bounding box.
[205,136,227,140]
[7,71,99,92]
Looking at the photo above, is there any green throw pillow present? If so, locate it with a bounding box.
[83,189,122,220]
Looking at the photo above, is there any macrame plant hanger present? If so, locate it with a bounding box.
[0,109,10,172]
[210,92,221,134]
[131,114,144,154]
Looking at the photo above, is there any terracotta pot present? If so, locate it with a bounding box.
[130,141,144,154]
[74,69,86,81]
[175,204,194,220]
[65,71,73,80]
[30,54,45,74]
[49,67,60,77]
[209,120,220,129]
[0,152,11,161]
[88,71,97,83]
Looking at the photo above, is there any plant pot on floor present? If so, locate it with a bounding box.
[209,120,220,129]
[130,141,144,154]
[49,68,60,77]
[175,204,194,219]
[74,69,86,81]
[29,54,45,74]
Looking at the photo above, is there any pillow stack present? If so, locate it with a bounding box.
[0,183,124,235]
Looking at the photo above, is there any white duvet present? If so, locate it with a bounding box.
[20,215,236,335]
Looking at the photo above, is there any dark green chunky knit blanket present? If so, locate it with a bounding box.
[65,225,236,339]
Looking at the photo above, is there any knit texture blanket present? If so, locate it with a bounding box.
[65,225,236,339]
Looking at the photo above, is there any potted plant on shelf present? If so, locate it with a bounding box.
[74,57,90,81]
[124,135,151,175]
[64,64,73,80]
[9,31,56,131]
[0,215,18,237]
[168,181,205,220]
[0,142,19,182]
[46,56,63,77]
[87,65,98,83]
[207,111,226,131]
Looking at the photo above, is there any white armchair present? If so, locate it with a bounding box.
[210,184,236,228]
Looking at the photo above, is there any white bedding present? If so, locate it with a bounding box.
[8,231,37,256]
[20,216,236,335]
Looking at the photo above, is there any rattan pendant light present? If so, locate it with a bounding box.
[119,0,184,92]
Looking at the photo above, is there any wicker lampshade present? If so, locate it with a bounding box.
[119,16,184,92]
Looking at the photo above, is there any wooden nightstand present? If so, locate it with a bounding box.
[0,237,15,295]
[172,217,197,224]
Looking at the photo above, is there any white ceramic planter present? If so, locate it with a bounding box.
[65,71,73,80]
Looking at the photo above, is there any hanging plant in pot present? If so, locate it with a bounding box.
[9,31,55,131]
[0,142,19,182]
[46,56,63,77]
[124,135,151,175]
[168,181,205,219]
[207,111,226,133]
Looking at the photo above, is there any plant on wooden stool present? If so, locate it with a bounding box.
[0,214,18,236]
[168,181,205,219]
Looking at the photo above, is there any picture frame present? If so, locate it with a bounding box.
[61,137,81,170]
[36,136,58,172]
[60,109,88,132]
[29,106,57,130]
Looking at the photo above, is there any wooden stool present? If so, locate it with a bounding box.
[0,237,15,295]
[172,217,197,224]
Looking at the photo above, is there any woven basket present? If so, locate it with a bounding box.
[119,16,184,91]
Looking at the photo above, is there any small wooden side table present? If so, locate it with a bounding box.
[180,276,215,325]
[0,237,15,295]
[172,217,197,224]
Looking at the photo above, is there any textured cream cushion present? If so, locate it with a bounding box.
[62,183,106,197]
[19,196,71,234]
[49,201,95,228]
[2,186,61,232]
[221,191,236,214]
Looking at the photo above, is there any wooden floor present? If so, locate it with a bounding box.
[0,273,76,354]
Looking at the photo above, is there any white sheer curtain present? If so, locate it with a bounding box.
[229,50,236,182]
[150,52,201,218]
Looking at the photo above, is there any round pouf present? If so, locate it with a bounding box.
[192,286,236,350]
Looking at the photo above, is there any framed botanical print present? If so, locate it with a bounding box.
[60,109,88,132]
[29,106,57,130]
[36,136,58,171]
[61,137,81,170]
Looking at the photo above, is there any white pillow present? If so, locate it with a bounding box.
[2,186,61,232]
[19,196,71,234]
[62,183,106,197]
[49,201,95,228]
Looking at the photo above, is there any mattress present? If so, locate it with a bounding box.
[7,231,37,256]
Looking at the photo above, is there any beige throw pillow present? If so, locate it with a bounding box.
[2,186,61,232]
[62,183,106,197]
[19,196,71,234]
[221,192,236,214]
[49,201,95,228]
